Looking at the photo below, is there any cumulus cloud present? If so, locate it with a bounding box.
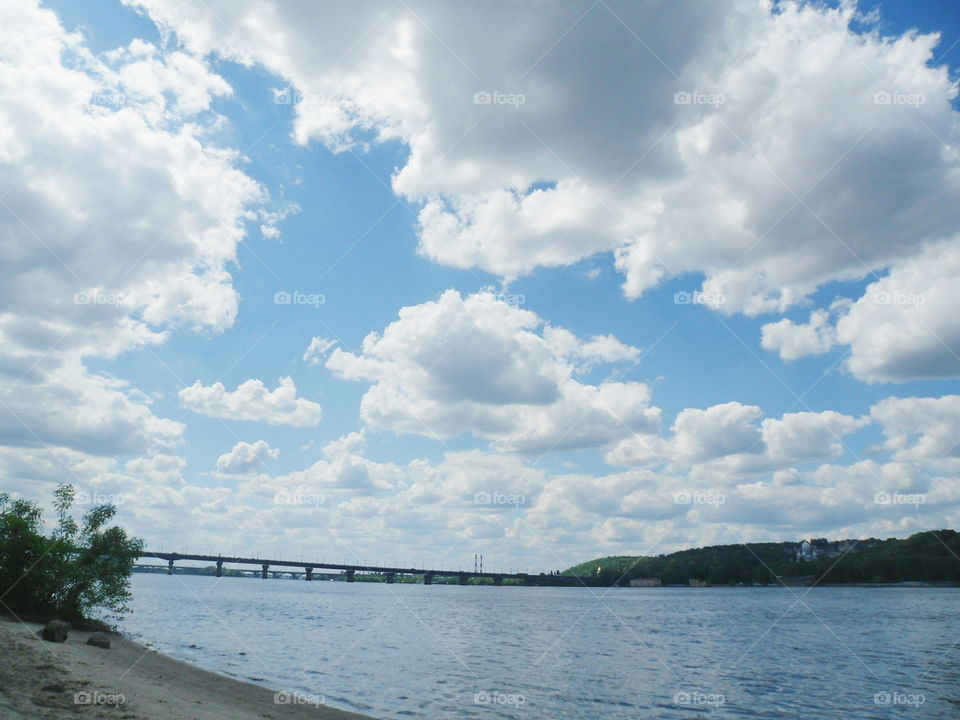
[0,360,183,456]
[606,402,869,477]
[179,377,322,427]
[126,0,960,384]
[871,395,960,463]
[122,454,187,487]
[542,326,641,373]
[761,240,960,381]
[835,241,960,382]
[242,432,408,503]
[302,336,337,365]
[0,1,263,459]
[761,308,838,361]
[672,402,764,462]
[216,440,280,475]
[6,415,954,572]
[761,411,871,465]
[102,38,233,124]
[325,290,659,452]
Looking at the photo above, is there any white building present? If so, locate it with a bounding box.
[796,539,817,561]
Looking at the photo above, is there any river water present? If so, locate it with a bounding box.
[119,573,960,719]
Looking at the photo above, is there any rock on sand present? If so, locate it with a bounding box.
[40,620,70,643]
[86,631,111,649]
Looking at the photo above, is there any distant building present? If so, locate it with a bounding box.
[629,577,662,587]
[796,539,817,561]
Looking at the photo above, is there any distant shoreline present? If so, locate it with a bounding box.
[0,616,374,720]
[644,582,960,588]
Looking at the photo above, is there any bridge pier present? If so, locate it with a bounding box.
[385,573,395,584]
[216,559,223,578]
[345,569,355,582]
[167,559,174,575]
[458,573,468,585]
[305,567,313,581]
[423,573,433,585]
[493,576,503,586]
[261,563,269,579]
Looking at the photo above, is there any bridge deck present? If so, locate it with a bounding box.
[139,552,582,583]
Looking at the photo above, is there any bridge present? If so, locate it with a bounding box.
[138,552,584,586]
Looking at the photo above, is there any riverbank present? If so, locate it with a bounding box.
[0,615,373,719]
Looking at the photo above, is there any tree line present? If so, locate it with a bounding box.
[565,531,960,586]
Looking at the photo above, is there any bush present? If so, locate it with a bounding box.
[0,484,143,623]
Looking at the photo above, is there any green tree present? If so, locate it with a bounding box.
[0,484,143,623]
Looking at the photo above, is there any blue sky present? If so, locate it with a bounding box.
[3,0,960,570]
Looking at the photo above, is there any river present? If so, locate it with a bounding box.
[118,573,960,719]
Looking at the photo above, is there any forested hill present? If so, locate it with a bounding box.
[564,530,960,586]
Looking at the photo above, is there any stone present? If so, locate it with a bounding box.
[40,620,70,643]
[86,632,111,649]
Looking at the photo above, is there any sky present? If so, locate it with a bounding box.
[1,0,959,574]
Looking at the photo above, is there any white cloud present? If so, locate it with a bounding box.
[126,0,960,327]
[761,411,870,465]
[103,38,232,124]
[0,359,183,456]
[672,402,764,462]
[326,290,659,452]
[542,326,641,372]
[123,454,187,486]
[302,336,337,365]
[5,418,956,573]
[761,240,960,382]
[179,377,322,427]
[835,241,960,382]
[216,440,280,475]
[0,1,263,459]
[606,402,869,476]
[761,308,837,361]
[245,432,406,499]
[871,395,960,463]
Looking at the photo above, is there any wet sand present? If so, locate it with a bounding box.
[0,616,374,719]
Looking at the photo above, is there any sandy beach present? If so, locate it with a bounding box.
[0,616,373,720]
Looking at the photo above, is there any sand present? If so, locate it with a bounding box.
[0,616,374,720]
